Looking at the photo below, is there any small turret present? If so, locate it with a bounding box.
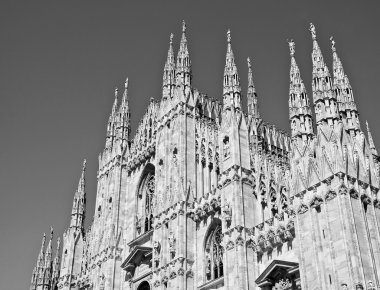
[288,39,314,143]
[70,160,86,230]
[163,33,176,99]
[331,36,361,136]
[310,23,340,126]
[247,57,260,118]
[223,29,241,111]
[176,21,191,87]
[366,121,378,156]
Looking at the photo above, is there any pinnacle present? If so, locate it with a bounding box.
[247,56,259,118]
[77,159,86,193]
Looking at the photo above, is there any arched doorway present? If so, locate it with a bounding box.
[137,281,150,290]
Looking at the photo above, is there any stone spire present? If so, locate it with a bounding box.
[163,33,176,99]
[223,29,241,111]
[176,21,191,87]
[111,87,119,117]
[118,78,131,147]
[106,88,119,148]
[44,227,53,268]
[366,121,378,155]
[70,160,86,230]
[288,39,314,141]
[331,36,360,135]
[247,57,260,118]
[31,232,46,290]
[51,237,61,289]
[310,23,339,126]
[37,232,46,270]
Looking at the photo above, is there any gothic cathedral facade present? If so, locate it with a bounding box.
[30,22,380,290]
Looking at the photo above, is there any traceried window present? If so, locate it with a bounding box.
[205,223,224,281]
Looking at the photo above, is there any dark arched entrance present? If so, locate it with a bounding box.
[137,281,150,290]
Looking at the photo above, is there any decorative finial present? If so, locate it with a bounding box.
[125,77,129,89]
[82,159,87,171]
[114,87,118,98]
[288,39,295,56]
[42,233,46,245]
[330,36,336,52]
[182,20,186,33]
[309,23,316,40]
[247,57,252,68]
[170,33,173,45]
[227,29,231,43]
[50,226,54,239]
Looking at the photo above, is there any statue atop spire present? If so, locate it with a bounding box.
[288,39,295,56]
[182,20,186,33]
[176,21,191,87]
[223,29,241,111]
[121,78,129,108]
[310,23,339,126]
[309,23,317,40]
[163,33,176,99]
[330,36,336,52]
[112,87,118,115]
[288,39,313,141]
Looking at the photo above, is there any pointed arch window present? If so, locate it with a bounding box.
[205,223,224,281]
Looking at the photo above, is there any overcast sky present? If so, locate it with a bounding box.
[1,1,380,289]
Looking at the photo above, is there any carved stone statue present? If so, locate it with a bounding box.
[168,231,176,255]
[153,241,161,262]
[223,200,232,222]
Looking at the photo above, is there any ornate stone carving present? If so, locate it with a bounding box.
[272,277,292,290]
[367,280,376,290]
[235,235,244,247]
[226,240,235,250]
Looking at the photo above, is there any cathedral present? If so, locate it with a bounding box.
[30,22,380,290]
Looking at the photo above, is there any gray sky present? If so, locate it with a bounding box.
[1,1,380,289]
